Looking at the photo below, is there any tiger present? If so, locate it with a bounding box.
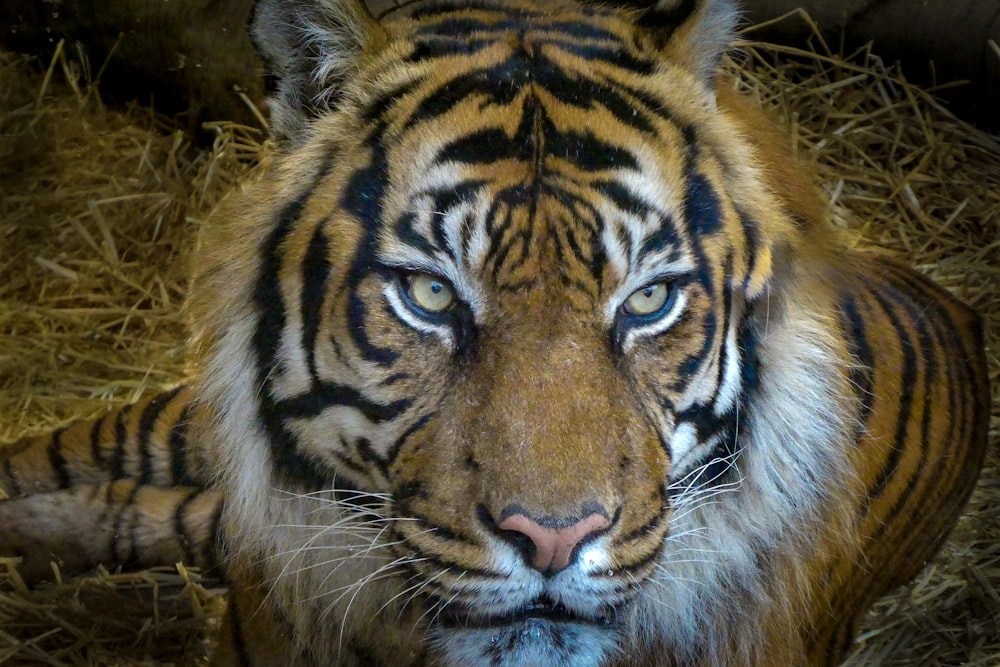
[0,0,990,665]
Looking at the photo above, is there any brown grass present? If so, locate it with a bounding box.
[0,26,998,666]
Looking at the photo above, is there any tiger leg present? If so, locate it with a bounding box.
[0,479,221,583]
[0,385,210,500]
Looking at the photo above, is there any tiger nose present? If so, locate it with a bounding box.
[496,509,611,574]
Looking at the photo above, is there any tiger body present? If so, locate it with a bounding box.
[0,1,989,666]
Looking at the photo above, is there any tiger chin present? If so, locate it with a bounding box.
[0,0,989,666]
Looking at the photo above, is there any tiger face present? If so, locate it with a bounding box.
[194,1,857,665]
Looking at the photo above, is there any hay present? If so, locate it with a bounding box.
[1,25,998,666]
[0,561,224,665]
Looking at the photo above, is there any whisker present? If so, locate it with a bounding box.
[377,568,448,618]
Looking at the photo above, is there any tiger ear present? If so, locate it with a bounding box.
[616,0,739,85]
[250,0,385,143]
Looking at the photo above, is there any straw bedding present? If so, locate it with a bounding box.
[0,30,997,666]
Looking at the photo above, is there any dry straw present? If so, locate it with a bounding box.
[0,21,998,666]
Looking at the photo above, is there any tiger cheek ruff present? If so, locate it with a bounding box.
[0,1,989,666]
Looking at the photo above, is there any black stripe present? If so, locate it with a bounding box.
[137,388,182,485]
[407,34,499,60]
[670,309,758,490]
[174,488,204,567]
[341,125,401,368]
[485,187,536,284]
[839,295,876,426]
[111,480,144,568]
[536,57,664,135]
[229,600,254,667]
[207,499,224,573]
[344,285,403,366]
[616,495,667,546]
[608,535,666,577]
[110,404,132,480]
[683,163,722,235]
[48,428,71,489]
[302,225,333,385]
[169,403,194,486]
[394,529,498,580]
[385,414,435,469]
[274,386,411,423]
[416,16,656,72]
[738,210,760,289]
[871,267,968,545]
[711,251,735,411]
[834,623,856,665]
[738,312,762,399]
[89,413,106,466]
[863,285,919,505]
[356,438,391,481]
[436,128,527,165]
[664,132,718,386]
[597,180,666,219]
[673,303,717,387]
[104,482,119,564]
[254,196,307,383]
[537,22,657,74]
[328,438,372,480]
[403,48,662,136]
[253,160,339,490]
[394,181,488,260]
[547,127,641,172]
[391,213,439,261]
[638,219,683,260]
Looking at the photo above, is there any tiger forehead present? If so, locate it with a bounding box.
[372,5,692,297]
[393,3,660,105]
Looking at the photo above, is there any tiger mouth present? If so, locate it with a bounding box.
[438,596,616,630]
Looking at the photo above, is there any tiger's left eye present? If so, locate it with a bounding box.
[623,282,672,317]
[406,273,456,313]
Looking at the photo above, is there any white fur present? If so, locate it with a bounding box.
[625,300,862,666]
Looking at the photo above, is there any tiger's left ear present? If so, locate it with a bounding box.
[615,0,739,85]
[250,0,386,143]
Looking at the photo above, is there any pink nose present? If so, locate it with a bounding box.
[497,512,611,573]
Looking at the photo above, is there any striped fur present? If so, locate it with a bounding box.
[0,387,221,581]
[0,1,989,666]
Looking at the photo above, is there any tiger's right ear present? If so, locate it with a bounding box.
[250,0,385,143]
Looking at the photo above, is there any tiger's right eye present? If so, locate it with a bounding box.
[405,273,456,314]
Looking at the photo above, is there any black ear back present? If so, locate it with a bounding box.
[250,0,383,143]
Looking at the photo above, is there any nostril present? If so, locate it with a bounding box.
[477,503,537,561]
[479,504,612,574]
[500,525,537,563]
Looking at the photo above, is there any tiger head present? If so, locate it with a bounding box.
[193,1,855,665]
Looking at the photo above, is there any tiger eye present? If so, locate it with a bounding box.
[624,282,670,316]
[407,273,456,313]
